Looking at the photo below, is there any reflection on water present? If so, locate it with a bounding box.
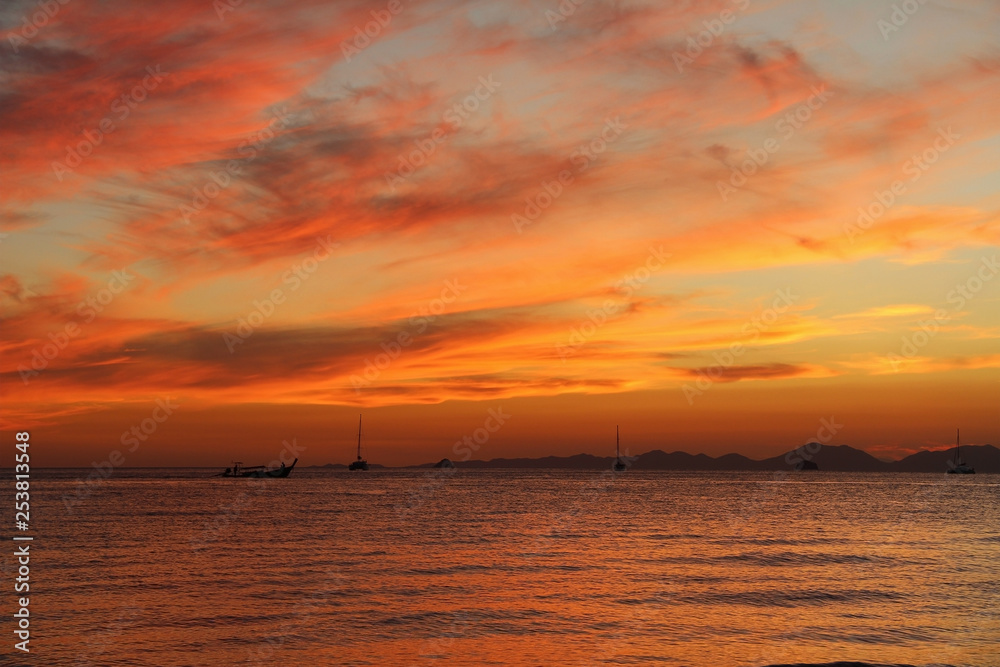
[31,470,1000,666]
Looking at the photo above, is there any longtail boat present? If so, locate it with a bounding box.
[221,458,298,478]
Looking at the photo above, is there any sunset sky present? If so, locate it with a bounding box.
[2,0,998,467]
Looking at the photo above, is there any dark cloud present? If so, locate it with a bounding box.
[677,363,810,383]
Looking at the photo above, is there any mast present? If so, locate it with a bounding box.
[616,425,620,460]
[956,428,961,463]
[357,414,363,461]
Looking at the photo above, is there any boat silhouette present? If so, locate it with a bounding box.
[221,458,297,478]
[349,414,370,471]
[946,428,975,474]
[613,425,627,471]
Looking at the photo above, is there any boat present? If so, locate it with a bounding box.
[222,458,297,478]
[946,428,975,474]
[613,425,627,471]
[349,414,369,471]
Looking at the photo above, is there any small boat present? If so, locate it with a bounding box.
[349,414,369,471]
[946,428,975,474]
[222,458,297,478]
[613,425,627,471]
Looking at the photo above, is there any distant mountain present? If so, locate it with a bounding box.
[629,449,770,470]
[460,453,610,469]
[891,444,1000,473]
[314,463,387,469]
[424,443,1000,473]
[624,444,893,472]
[757,444,892,472]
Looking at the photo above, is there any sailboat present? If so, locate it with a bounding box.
[613,425,627,471]
[946,428,975,474]
[349,414,369,471]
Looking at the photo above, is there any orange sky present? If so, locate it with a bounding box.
[2,0,998,466]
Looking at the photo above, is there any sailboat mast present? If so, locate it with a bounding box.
[956,428,960,461]
[616,425,620,459]
[357,414,362,460]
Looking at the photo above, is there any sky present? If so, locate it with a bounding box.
[1,0,998,467]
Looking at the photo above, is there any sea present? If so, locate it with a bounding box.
[13,469,1000,666]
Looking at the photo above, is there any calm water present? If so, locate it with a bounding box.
[16,469,1000,666]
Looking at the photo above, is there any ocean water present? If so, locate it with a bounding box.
[16,469,1000,666]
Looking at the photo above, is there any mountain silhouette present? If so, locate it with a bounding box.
[435,444,999,473]
[757,444,890,472]
[891,444,1000,472]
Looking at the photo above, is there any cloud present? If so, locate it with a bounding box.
[674,362,825,383]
